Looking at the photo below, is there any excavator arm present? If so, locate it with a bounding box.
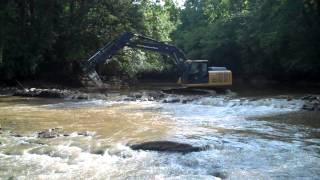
[82,32,187,86]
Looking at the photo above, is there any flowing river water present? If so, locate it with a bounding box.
[0,86,320,179]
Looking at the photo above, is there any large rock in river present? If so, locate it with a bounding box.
[38,128,64,138]
[130,141,208,153]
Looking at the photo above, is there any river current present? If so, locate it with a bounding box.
[0,89,319,179]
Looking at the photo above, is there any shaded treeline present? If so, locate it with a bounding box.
[174,0,320,81]
[0,0,178,84]
[0,0,319,85]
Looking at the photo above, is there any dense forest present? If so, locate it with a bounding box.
[0,0,319,85]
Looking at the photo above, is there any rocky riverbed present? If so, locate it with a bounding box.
[1,87,320,111]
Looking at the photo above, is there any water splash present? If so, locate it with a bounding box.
[0,95,319,179]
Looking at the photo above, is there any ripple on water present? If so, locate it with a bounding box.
[0,95,319,179]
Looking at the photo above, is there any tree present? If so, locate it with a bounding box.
[173,0,320,81]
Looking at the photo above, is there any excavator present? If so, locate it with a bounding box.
[82,32,232,88]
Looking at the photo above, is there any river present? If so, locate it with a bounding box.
[0,86,320,179]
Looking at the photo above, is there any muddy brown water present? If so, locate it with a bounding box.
[0,86,320,179]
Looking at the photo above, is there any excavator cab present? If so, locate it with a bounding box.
[180,60,232,88]
[182,60,209,84]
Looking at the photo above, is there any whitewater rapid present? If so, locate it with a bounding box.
[0,95,319,179]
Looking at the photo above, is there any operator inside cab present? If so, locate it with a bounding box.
[185,60,209,84]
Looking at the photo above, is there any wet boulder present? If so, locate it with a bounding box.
[211,171,228,179]
[38,128,63,138]
[38,89,68,98]
[301,95,320,111]
[302,95,320,101]
[129,92,143,99]
[181,96,201,104]
[162,96,199,104]
[162,97,181,103]
[302,102,320,111]
[130,141,208,153]
[125,92,143,101]
[123,96,137,101]
[13,89,38,97]
[13,88,72,98]
[70,93,90,100]
[89,93,108,100]
[127,91,166,101]
[144,91,166,100]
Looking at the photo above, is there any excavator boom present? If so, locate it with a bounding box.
[85,32,186,71]
[82,32,232,88]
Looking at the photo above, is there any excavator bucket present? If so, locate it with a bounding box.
[87,70,103,87]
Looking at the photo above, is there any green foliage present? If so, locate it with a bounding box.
[174,0,320,81]
[0,0,179,81]
[123,0,179,77]
[1,0,319,83]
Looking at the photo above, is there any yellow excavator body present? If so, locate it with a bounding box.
[181,70,232,88]
[178,71,232,88]
[177,60,232,88]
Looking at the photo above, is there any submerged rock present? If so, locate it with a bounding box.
[11,133,23,137]
[130,141,209,153]
[28,146,55,155]
[162,97,181,103]
[91,149,105,155]
[77,131,95,136]
[211,171,228,179]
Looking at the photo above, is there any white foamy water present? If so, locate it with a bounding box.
[0,95,319,179]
